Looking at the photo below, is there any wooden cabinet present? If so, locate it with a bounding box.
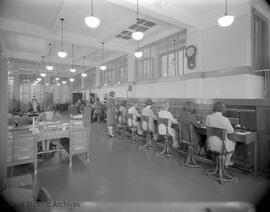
[7,130,35,167]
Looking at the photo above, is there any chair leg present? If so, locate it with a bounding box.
[140,132,153,151]
[207,155,236,184]
[158,136,173,157]
[184,145,200,168]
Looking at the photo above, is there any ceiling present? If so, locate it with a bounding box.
[0,0,253,75]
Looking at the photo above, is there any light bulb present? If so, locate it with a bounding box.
[40,73,46,77]
[69,78,74,82]
[57,83,61,86]
[45,83,49,86]
[37,78,42,81]
[70,68,76,73]
[100,65,107,70]
[85,16,100,28]
[81,73,87,77]
[132,31,144,41]
[33,83,36,86]
[134,51,143,58]
[46,65,54,71]
[58,51,67,58]
[55,77,60,81]
[218,15,234,27]
[34,80,38,84]
[62,81,67,84]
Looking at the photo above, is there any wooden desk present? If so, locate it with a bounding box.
[8,125,90,175]
[195,126,257,172]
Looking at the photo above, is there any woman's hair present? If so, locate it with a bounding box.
[47,105,56,112]
[161,101,169,110]
[121,100,127,106]
[109,91,115,97]
[183,101,195,113]
[96,97,100,101]
[212,102,226,113]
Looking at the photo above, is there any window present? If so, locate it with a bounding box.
[101,55,128,86]
[136,30,186,81]
[253,9,269,70]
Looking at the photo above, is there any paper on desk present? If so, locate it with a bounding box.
[236,131,251,135]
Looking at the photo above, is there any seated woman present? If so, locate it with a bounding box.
[93,98,102,123]
[158,101,178,148]
[142,98,158,141]
[36,105,63,152]
[178,101,201,151]
[206,102,235,167]
[128,103,143,135]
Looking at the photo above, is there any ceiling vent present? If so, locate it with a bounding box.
[115,19,156,40]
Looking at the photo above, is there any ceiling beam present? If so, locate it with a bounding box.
[0,18,133,53]
[107,0,198,29]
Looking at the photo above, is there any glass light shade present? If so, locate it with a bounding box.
[100,65,107,71]
[134,51,143,58]
[34,80,38,84]
[117,81,120,84]
[132,31,144,41]
[218,15,234,27]
[45,83,49,86]
[85,16,100,28]
[33,83,36,86]
[58,51,67,58]
[37,78,42,81]
[70,68,76,73]
[40,73,46,77]
[62,81,67,84]
[55,77,60,81]
[69,78,74,82]
[57,83,61,86]
[46,65,54,71]
[81,73,87,77]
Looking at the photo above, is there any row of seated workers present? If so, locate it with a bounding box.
[105,93,235,168]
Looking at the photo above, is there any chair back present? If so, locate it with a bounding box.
[127,113,133,127]
[206,126,227,154]
[158,118,169,136]
[141,115,149,132]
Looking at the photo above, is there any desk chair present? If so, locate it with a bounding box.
[139,115,153,151]
[127,113,136,144]
[116,113,128,138]
[157,118,173,157]
[206,127,237,184]
[180,124,200,168]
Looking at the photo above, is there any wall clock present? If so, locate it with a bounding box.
[185,45,197,69]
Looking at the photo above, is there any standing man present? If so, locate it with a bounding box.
[106,91,117,137]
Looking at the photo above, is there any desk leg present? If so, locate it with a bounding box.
[34,138,37,175]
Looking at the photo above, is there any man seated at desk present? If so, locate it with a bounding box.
[158,101,178,149]
[36,105,63,153]
[206,102,235,168]
[128,103,143,135]
[142,98,158,141]
[178,101,201,151]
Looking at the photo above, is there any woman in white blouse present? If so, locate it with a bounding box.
[158,101,179,148]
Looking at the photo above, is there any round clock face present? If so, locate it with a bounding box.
[185,45,196,57]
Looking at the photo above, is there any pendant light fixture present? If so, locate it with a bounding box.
[46,43,54,70]
[69,78,74,82]
[85,0,100,28]
[55,77,60,81]
[100,42,107,71]
[70,44,76,73]
[218,0,234,27]
[134,41,143,58]
[58,18,67,58]
[40,56,46,77]
[81,56,87,77]
[132,0,144,41]
[171,40,177,65]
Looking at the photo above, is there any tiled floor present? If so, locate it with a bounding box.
[9,123,270,204]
